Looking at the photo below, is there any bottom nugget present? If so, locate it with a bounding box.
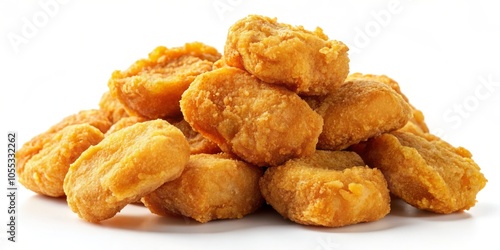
[142,153,263,223]
[64,119,190,223]
[363,131,487,214]
[260,151,390,227]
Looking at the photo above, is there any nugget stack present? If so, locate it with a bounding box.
[16,14,487,228]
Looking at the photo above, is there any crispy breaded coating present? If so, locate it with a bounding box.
[142,153,263,223]
[421,133,473,158]
[45,109,112,134]
[400,108,428,135]
[64,119,190,223]
[224,15,349,95]
[105,116,147,135]
[18,124,104,197]
[346,73,409,102]
[108,42,221,119]
[172,119,221,155]
[260,151,390,227]
[99,91,130,123]
[180,67,323,166]
[346,73,429,134]
[13,13,490,230]
[212,58,227,70]
[16,109,112,175]
[314,80,411,150]
[363,131,487,213]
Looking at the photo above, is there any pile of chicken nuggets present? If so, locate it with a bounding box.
[16,15,487,227]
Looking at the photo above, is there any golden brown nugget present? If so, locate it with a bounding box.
[180,67,323,166]
[260,151,390,227]
[212,58,227,70]
[16,109,112,175]
[224,15,349,95]
[109,42,221,119]
[64,119,190,223]
[105,116,147,135]
[99,91,130,123]
[346,73,429,134]
[172,119,221,155]
[18,124,104,197]
[362,131,487,214]
[399,108,428,135]
[314,80,411,150]
[421,133,473,158]
[44,109,112,134]
[350,131,473,168]
[346,73,410,102]
[143,153,263,223]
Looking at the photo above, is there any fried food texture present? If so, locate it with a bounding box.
[99,91,130,123]
[108,42,221,119]
[180,67,324,166]
[45,109,112,134]
[172,119,221,154]
[105,116,147,135]
[18,124,104,197]
[260,150,390,227]
[362,131,487,214]
[15,14,489,229]
[16,109,112,176]
[346,73,409,102]
[63,119,190,223]
[346,73,429,134]
[314,80,411,150]
[224,15,349,95]
[142,153,263,223]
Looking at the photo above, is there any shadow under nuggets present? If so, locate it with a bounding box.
[98,204,286,234]
[389,198,472,221]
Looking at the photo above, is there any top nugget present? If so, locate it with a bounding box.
[224,15,349,96]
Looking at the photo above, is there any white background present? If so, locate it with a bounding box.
[1,0,499,249]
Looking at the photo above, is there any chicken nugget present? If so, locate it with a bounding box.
[104,116,147,135]
[212,58,227,70]
[224,15,349,95]
[172,119,221,155]
[45,109,112,134]
[18,124,104,197]
[64,119,190,223]
[142,153,263,223]
[260,150,390,227]
[346,73,429,134]
[180,67,323,166]
[16,109,112,175]
[315,80,411,150]
[99,91,130,123]
[346,73,409,102]
[362,131,487,213]
[108,42,221,119]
